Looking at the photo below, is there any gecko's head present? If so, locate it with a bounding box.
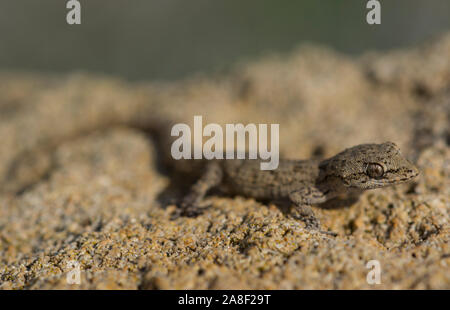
[319,142,419,190]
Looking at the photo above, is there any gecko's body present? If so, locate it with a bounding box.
[179,142,419,234]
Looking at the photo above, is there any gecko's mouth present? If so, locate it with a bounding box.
[347,169,419,189]
[366,171,419,188]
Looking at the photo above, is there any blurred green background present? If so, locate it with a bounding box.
[0,0,449,81]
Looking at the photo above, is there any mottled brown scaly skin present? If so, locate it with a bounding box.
[222,159,321,199]
[179,142,419,235]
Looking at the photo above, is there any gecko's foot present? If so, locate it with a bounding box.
[291,212,337,237]
[170,197,211,219]
[181,205,205,217]
[306,221,338,237]
[170,206,204,219]
[290,208,321,229]
[306,220,337,237]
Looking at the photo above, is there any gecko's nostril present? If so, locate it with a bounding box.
[410,167,419,178]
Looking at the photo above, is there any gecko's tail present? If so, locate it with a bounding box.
[131,113,205,178]
[1,108,203,195]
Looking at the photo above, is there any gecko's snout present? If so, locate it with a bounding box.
[384,155,420,186]
[401,156,420,180]
[408,165,420,182]
[410,163,420,178]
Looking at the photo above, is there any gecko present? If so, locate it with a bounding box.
[4,120,419,236]
[176,142,419,235]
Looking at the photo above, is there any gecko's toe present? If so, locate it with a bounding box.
[290,211,336,236]
[304,219,321,231]
[169,208,183,220]
[292,213,321,230]
[182,206,205,217]
[170,207,202,220]
[319,230,338,237]
[172,200,210,219]
[307,222,337,237]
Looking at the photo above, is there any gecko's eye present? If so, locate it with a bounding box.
[366,163,384,179]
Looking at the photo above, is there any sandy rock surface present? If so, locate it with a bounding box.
[0,34,449,289]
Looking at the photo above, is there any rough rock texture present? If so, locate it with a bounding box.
[0,34,449,289]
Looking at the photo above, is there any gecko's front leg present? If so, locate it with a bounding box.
[289,187,336,236]
[177,161,223,217]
